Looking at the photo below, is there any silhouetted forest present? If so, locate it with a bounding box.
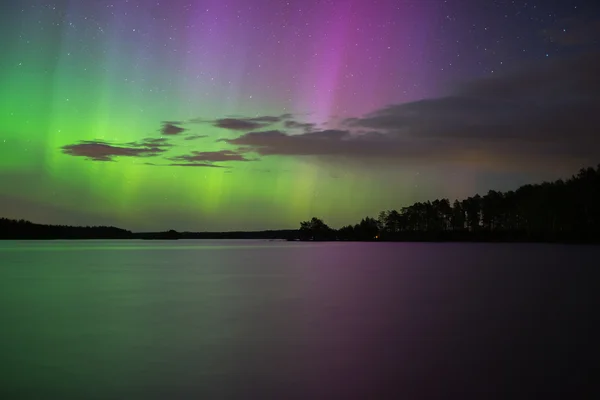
[298,165,600,243]
[0,218,297,240]
[2,165,599,242]
[0,218,133,239]
[136,230,298,240]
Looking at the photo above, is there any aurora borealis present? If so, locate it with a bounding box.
[1,0,599,231]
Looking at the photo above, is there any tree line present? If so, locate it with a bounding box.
[0,218,299,240]
[0,218,133,239]
[2,164,599,242]
[299,165,600,243]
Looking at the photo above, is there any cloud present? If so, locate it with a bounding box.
[138,138,171,146]
[161,122,186,135]
[248,116,282,124]
[62,138,171,161]
[284,120,316,132]
[223,129,397,157]
[169,150,254,163]
[168,163,229,168]
[205,114,293,131]
[224,52,600,170]
[188,113,295,132]
[142,161,228,168]
[184,134,208,141]
[213,117,277,131]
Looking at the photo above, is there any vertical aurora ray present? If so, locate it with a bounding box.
[2,0,584,230]
[0,0,446,230]
[299,4,351,126]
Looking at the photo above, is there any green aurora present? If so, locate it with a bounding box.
[1,1,598,231]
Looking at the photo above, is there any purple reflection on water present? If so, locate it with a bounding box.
[0,241,598,398]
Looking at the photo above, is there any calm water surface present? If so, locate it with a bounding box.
[0,240,598,399]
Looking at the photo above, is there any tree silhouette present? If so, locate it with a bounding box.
[0,218,132,239]
[354,217,380,240]
[451,200,465,231]
[2,164,600,243]
[299,217,334,241]
[314,164,600,243]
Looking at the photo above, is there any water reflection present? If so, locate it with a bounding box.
[0,241,598,398]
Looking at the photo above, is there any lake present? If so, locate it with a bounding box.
[0,240,598,399]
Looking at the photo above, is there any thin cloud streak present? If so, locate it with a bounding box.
[62,138,171,162]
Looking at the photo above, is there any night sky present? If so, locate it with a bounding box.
[1,0,599,231]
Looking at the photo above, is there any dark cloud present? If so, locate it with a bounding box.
[168,163,229,168]
[139,138,171,146]
[184,134,208,141]
[189,114,295,131]
[161,122,186,135]
[250,116,282,123]
[284,120,316,132]
[62,138,171,162]
[225,52,600,170]
[142,161,228,168]
[223,129,397,157]
[169,150,254,163]
[213,117,277,131]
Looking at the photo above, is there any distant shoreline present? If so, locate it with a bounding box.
[1,230,599,245]
[3,217,600,244]
[3,164,600,244]
[2,239,600,245]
